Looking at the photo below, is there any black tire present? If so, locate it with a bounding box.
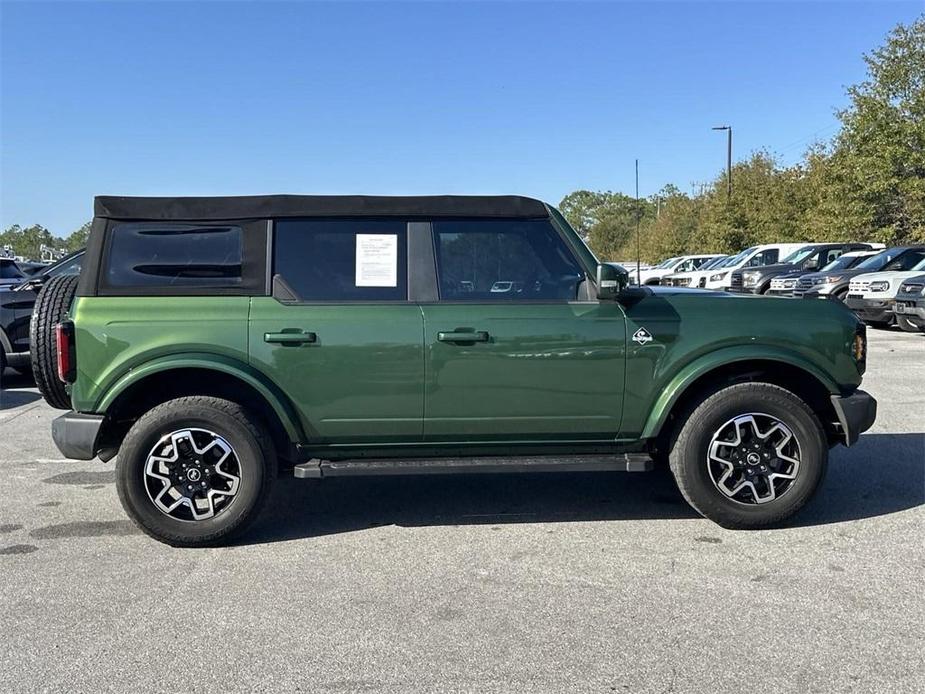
[895,313,922,333]
[30,275,79,409]
[116,396,275,547]
[833,288,849,302]
[668,383,827,529]
[866,318,893,329]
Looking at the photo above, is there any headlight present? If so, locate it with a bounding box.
[742,272,760,287]
[783,279,797,288]
[900,282,925,295]
[869,281,890,292]
[709,272,727,282]
[822,276,842,284]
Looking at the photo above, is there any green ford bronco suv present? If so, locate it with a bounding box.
[34,195,876,546]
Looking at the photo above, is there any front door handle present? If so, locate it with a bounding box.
[264,330,317,345]
[437,330,490,343]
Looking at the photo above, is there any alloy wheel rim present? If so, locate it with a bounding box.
[706,413,801,505]
[144,428,241,521]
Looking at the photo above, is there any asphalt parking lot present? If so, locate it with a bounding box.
[1,329,922,693]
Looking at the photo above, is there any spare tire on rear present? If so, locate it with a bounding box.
[30,275,79,410]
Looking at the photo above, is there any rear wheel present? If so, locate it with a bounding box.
[30,275,79,409]
[116,396,275,547]
[668,383,827,529]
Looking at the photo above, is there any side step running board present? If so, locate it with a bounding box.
[293,453,653,479]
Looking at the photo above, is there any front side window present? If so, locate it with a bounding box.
[274,219,408,301]
[433,219,584,301]
[746,249,780,267]
[107,223,243,288]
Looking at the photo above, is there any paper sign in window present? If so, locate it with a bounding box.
[355,234,398,287]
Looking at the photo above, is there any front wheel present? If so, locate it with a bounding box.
[116,396,275,547]
[668,383,827,529]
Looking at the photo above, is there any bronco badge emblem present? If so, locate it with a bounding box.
[632,328,654,345]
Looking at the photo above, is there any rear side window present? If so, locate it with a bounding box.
[273,219,408,301]
[106,223,243,288]
[433,219,584,301]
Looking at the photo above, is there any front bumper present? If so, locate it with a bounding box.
[52,412,105,460]
[765,288,794,297]
[831,391,877,446]
[894,298,925,326]
[845,296,894,323]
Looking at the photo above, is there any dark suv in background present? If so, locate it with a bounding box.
[794,246,925,300]
[0,250,84,375]
[729,243,876,295]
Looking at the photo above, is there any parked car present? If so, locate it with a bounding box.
[729,243,878,295]
[0,249,84,375]
[37,194,874,546]
[893,275,925,332]
[766,250,881,297]
[704,243,810,290]
[629,254,722,285]
[0,257,28,289]
[795,246,925,301]
[845,253,925,327]
[661,255,730,287]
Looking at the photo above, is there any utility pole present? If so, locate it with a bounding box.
[635,159,641,281]
[712,125,733,198]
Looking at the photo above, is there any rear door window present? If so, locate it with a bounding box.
[273,219,408,301]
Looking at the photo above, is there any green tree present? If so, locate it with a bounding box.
[809,16,925,243]
[66,221,92,252]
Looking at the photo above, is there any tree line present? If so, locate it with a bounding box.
[0,222,89,260]
[560,16,924,263]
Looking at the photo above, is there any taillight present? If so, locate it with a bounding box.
[55,321,76,383]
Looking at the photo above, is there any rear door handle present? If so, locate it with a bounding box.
[437,330,490,343]
[264,330,317,345]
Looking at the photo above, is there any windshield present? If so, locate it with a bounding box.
[726,247,757,267]
[821,254,867,272]
[884,249,925,272]
[701,255,728,270]
[857,248,901,270]
[781,247,816,264]
[656,257,680,269]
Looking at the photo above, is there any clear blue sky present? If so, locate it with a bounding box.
[1,0,921,236]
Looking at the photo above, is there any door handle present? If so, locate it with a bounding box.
[264,330,317,345]
[437,330,490,343]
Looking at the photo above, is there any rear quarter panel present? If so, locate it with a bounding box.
[69,296,251,411]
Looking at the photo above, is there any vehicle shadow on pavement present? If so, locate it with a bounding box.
[242,468,696,544]
[240,433,923,544]
[0,370,40,409]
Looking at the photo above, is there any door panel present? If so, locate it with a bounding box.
[248,298,424,443]
[422,302,626,441]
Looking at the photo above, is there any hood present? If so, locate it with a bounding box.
[736,263,799,277]
[851,269,925,283]
[800,267,870,282]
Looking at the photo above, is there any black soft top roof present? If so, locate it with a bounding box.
[94,194,549,221]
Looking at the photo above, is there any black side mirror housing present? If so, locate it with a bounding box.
[596,263,629,301]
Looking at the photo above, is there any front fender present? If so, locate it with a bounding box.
[639,345,841,440]
[95,352,305,443]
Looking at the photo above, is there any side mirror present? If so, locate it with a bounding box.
[596,263,629,301]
